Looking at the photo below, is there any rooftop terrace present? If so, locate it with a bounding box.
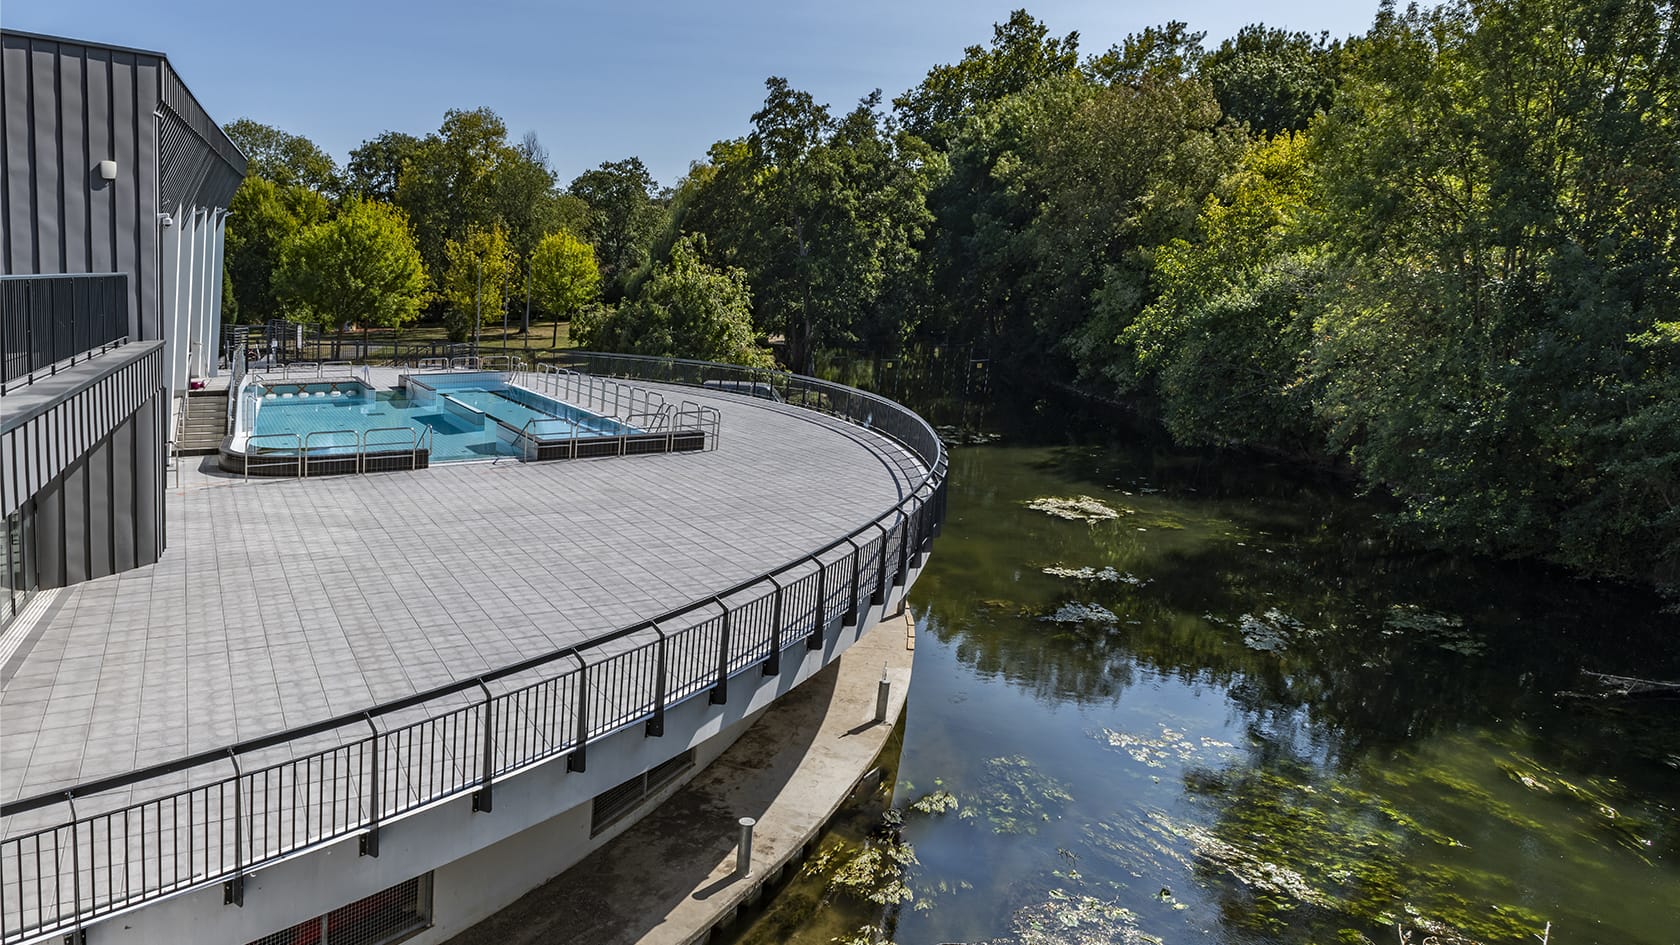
[0,371,924,807]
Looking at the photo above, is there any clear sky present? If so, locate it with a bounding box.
[3,0,1380,188]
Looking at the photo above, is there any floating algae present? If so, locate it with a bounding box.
[1237,608,1311,653]
[1382,605,1485,656]
[1027,496,1129,522]
[962,756,1075,835]
[1004,889,1164,945]
[1092,724,1236,769]
[1041,566,1151,586]
[910,788,960,815]
[1042,603,1121,625]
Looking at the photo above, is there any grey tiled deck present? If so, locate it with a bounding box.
[0,379,923,809]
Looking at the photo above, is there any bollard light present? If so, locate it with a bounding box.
[737,816,756,876]
[875,663,891,723]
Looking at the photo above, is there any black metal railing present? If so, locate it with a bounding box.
[0,355,947,944]
[0,274,130,393]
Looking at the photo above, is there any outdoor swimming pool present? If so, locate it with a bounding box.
[241,375,642,464]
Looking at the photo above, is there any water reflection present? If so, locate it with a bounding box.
[727,395,1680,945]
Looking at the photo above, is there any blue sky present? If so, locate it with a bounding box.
[6,0,1379,188]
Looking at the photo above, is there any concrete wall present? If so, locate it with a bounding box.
[81,575,920,945]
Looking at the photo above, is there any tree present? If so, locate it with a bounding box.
[346,131,422,203]
[1307,0,1680,579]
[224,176,330,324]
[224,119,341,196]
[568,157,661,300]
[1126,133,1325,449]
[438,224,517,342]
[397,108,516,279]
[271,199,428,331]
[530,230,601,346]
[894,10,1081,147]
[578,235,767,366]
[1197,25,1344,134]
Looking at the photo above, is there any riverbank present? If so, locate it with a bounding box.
[444,610,916,945]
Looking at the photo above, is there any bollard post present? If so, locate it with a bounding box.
[875,664,890,723]
[737,817,756,876]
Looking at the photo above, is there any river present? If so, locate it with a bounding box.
[726,384,1679,945]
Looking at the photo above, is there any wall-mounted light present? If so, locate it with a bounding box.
[158,213,174,228]
[98,160,118,181]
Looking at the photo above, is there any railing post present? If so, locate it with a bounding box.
[844,538,862,625]
[710,599,732,705]
[223,751,245,906]
[568,653,590,772]
[808,559,827,650]
[896,499,916,586]
[359,714,381,857]
[646,623,667,737]
[764,578,784,678]
[65,793,83,940]
[472,680,494,812]
[871,522,891,606]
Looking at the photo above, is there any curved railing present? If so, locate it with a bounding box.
[0,355,947,944]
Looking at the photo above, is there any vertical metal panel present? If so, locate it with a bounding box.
[108,48,139,335]
[111,413,135,571]
[63,50,89,271]
[85,435,112,579]
[2,40,31,271]
[135,54,161,341]
[29,44,61,273]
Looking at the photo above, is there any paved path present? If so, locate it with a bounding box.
[444,610,915,945]
[0,375,924,811]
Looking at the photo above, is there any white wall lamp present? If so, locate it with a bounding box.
[98,159,118,181]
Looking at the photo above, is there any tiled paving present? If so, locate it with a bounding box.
[0,379,924,810]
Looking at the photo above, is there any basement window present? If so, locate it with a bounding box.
[247,873,432,945]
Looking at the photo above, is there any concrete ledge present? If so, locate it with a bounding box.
[444,609,917,945]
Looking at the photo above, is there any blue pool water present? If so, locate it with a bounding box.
[246,380,639,463]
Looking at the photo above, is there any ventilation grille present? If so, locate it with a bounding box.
[591,749,696,836]
[247,874,432,945]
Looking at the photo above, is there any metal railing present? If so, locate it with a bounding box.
[241,427,432,479]
[0,355,946,944]
[1,274,130,393]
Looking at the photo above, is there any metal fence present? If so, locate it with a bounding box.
[0,274,130,393]
[0,354,947,944]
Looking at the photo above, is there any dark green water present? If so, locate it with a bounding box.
[729,393,1680,945]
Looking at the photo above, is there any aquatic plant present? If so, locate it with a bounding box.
[1026,496,1129,522]
[1041,566,1151,585]
[1004,889,1164,945]
[1042,603,1120,625]
[961,756,1075,835]
[1237,608,1312,652]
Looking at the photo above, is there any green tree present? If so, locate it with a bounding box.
[568,157,662,300]
[1309,0,1680,578]
[1127,133,1325,449]
[530,230,602,346]
[397,107,516,279]
[346,131,422,203]
[224,119,341,196]
[272,199,428,331]
[438,224,517,342]
[224,176,330,324]
[1197,25,1344,134]
[579,235,767,366]
[894,10,1081,147]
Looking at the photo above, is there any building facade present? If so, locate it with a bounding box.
[1,31,244,615]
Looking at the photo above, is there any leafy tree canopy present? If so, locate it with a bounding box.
[272,198,428,331]
[225,118,341,195]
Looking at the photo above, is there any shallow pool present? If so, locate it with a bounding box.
[249,389,518,462]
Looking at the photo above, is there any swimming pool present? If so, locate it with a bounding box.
[229,372,676,474]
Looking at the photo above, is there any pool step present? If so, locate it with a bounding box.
[177,390,229,455]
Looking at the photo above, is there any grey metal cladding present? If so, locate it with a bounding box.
[0,31,245,339]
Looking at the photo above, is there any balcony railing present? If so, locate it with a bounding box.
[0,273,129,394]
[0,354,947,944]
